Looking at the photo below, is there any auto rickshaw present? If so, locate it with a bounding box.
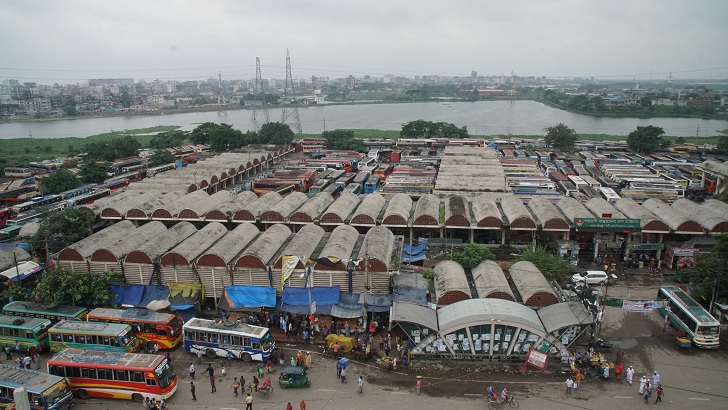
[278,366,310,388]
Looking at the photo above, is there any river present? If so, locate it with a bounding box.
[1,100,727,139]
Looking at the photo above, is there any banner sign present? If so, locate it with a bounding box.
[673,248,696,257]
[525,349,548,370]
[627,243,664,251]
[622,299,664,312]
[574,218,641,230]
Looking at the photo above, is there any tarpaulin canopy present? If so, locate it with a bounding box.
[357,293,393,313]
[277,298,333,315]
[281,286,340,306]
[168,283,203,310]
[402,252,426,263]
[220,286,276,310]
[330,293,364,318]
[0,261,42,282]
[393,286,428,306]
[109,284,145,307]
[403,243,427,255]
[139,285,170,308]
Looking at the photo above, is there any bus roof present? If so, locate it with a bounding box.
[183,318,269,338]
[50,321,132,334]
[661,286,720,326]
[0,366,66,392]
[88,308,175,323]
[48,348,164,370]
[2,301,88,318]
[0,315,51,330]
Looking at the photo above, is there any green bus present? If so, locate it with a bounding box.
[0,314,52,352]
[2,301,89,323]
[49,321,139,353]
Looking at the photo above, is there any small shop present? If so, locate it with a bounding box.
[553,240,580,266]
[627,242,665,269]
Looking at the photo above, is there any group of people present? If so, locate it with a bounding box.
[638,371,665,404]
[487,385,511,404]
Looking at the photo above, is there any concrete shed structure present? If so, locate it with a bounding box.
[527,197,569,231]
[316,225,360,271]
[196,223,261,298]
[702,199,728,220]
[354,226,396,294]
[289,193,334,224]
[614,198,670,233]
[232,191,282,222]
[472,260,515,301]
[509,261,558,308]
[444,195,471,228]
[585,198,625,219]
[555,197,593,226]
[97,191,157,219]
[673,199,728,233]
[123,222,198,284]
[434,147,509,196]
[433,260,472,306]
[57,220,137,264]
[82,190,137,216]
[177,190,233,221]
[642,199,703,234]
[351,193,386,226]
[159,222,228,284]
[320,193,360,225]
[151,190,210,220]
[499,195,536,230]
[260,192,308,222]
[205,191,259,222]
[88,221,168,275]
[471,195,503,229]
[381,194,413,227]
[274,224,327,270]
[413,194,440,227]
[125,191,186,220]
[234,224,292,271]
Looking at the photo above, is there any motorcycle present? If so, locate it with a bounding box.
[590,338,614,352]
[143,398,169,410]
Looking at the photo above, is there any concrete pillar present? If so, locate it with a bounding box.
[501,230,506,245]
[469,228,474,244]
[656,233,664,260]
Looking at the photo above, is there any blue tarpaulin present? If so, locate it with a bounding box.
[281,286,340,306]
[139,286,170,308]
[223,286,276,309]
[277,299,334,315]
[109,284,145,307]
[402,252,426,263]
[393,287,428,306]
[403,243,427,255]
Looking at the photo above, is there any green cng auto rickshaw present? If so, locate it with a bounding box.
[278,366,310,388]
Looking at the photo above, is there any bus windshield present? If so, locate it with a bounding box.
[42,379,71,407]
[168,317,183,337]
[697,326,719,336]
[260,332,273,351]
[155,359,176,389]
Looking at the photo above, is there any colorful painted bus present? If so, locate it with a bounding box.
[47,348,177,402]
[2,301,89,324]
[657,286,720,349]
[86,308,183,350]
[183,318,275,363]
[49,321,139,353]
[0,315,52,352]
[0,367,74,410]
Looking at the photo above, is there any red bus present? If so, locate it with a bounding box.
[47,348,177,402]
[0,208,10,229]
[86,308,183,350]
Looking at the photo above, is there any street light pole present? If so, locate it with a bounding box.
[363,253,369,334]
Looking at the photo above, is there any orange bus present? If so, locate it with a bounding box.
[86,308,183,350]
[47,348,177,403]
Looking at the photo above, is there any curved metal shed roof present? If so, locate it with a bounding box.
[196,223,260,267]
[555,197,592,225]
[234,223,292,269]
[614,198,669,233]
[124,222,198,265]
[320,193,360,225]
[672,199,728,233]
[500,195,536,230]
[177,190,233,221]
[125,191,186,220]
[154,190,211,220]
[90,221,168,263]
[233,191,282,222]
[317,225,360,270]
[289,193,334,223]
[472,260,514,301]
[273,224,327,269]
[702,199,728,220]
[584,198,626,219]
[437,298,545,336]
[351,193,386,226]
[642,198,703,234]
[471,195,503,229]
[433,260,472,306]
[261,192,308,222]
[98,192,158,219]
[444,195,471,227]
[527,197,569,231]
[413,194,440,227]
[381,193,413,227]
[205,191,258,222]
[357,226,395,272]
[58,221,138,261]
[509,261,558,308]
[160,222,228,265]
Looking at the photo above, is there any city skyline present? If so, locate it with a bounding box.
[1,0,727,85]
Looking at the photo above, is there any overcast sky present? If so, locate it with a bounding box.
[1,0,727,85]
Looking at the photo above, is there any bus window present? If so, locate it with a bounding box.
[221,335,229,344]
[49,365,64,377]
[133,372,144,383]
[99,369,113,380]
[232,336,241,345]
[146,378,157,386]
[156,327,167,337]
[209,334,218,343]
[115,370,127,381]
[0,386,9,399]
[64,334,73,343]
[67,366,81,378]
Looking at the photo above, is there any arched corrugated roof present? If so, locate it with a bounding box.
[433,260,471,306]
[444,195,471,227]
[233,191,283,222]
[90,221,168,263]
[527,197,569,231]
[58,221,138,261]
[471,194,503,229]
[643,198,703,234]
[672,199,728,233]
[273,224,327,268]
[585,198,626,219]
[382,193,412,227]
[160,222,228,265]
[260,192,308,222]
[152,190,210,220]
[500,195,536,230]
[351,193,386,225]
[98,192,157,219]
[196,223,260,267]
[413,194,440,226]
[555,197,592,225]
[177,190,233,221]
[234,224,292,269]
[289,193,335,223]
[205,191,258,222]
[509,261,558,308]
[614,198,669,233]
[317,225,359,270]
[437,298,545,336]
[125,191,186,220]
[357,226,395,272]
[472,260,514,301]
[124,222,198,265]
[320,193,360,225]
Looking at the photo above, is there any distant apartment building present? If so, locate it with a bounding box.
[88,78,134,86]
[146,95,175,108]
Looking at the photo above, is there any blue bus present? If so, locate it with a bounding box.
[0,366,74,409]
[364,174,381,194]
[182,318,275,363]
[657,286,720,349]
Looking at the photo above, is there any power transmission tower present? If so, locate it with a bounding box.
[281,49,303,133]
[217,71,227,116]
[252,57,270,129]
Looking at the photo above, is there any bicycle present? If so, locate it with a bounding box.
[487,394,519,409]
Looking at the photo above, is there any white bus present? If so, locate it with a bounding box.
[598,187,621,204]
[657,286,720,349]
[182,318,275,363]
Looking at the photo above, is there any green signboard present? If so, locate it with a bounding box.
[573,218,641,230]
[627,243,665,251]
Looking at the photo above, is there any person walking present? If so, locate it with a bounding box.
[190,381,197,401]
[227,351,233,365]
[232,377,240,397]
[207,364,216,393]
[639,376,647,394]
[266,359,273,373]
[416,376,422,395]
[257,363,264,379]
[245,393,253,410]
[4,346,10,360]
[616,363,623,381]
[644,383,651,404]
[305,352,312,369]
[286,403,293,410]
[625,366,635,386]
[299,400,307,410]
[197,348,203,362]
[574,370,582,392]
[279,350,285,365]
[357,376,364,394]
[565,377,573,395]
[654,384,664,404]
[652,371,660,387]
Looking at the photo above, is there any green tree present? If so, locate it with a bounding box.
[150,130,189,149]
[717,134,728,153]
[149,149,177,166]
[321,129,364,151]
[78,161,110,184]
[119,91,132,108]
[32,268,122,306]
[685,235,728,304]
[31,208,94,253]
[258,122,295,145]
[400,120,468,139]
[627,125,666,154]
[38,169,81,194]
[63,100,79,117]
[84,136,141,162]
[519,246,573,282]
[447,243,496,269]
[544,123,578,151]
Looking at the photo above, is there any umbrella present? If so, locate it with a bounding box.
[146,299,171,311]
[337,357,349,369]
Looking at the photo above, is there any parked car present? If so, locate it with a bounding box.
[571,270,610,285]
